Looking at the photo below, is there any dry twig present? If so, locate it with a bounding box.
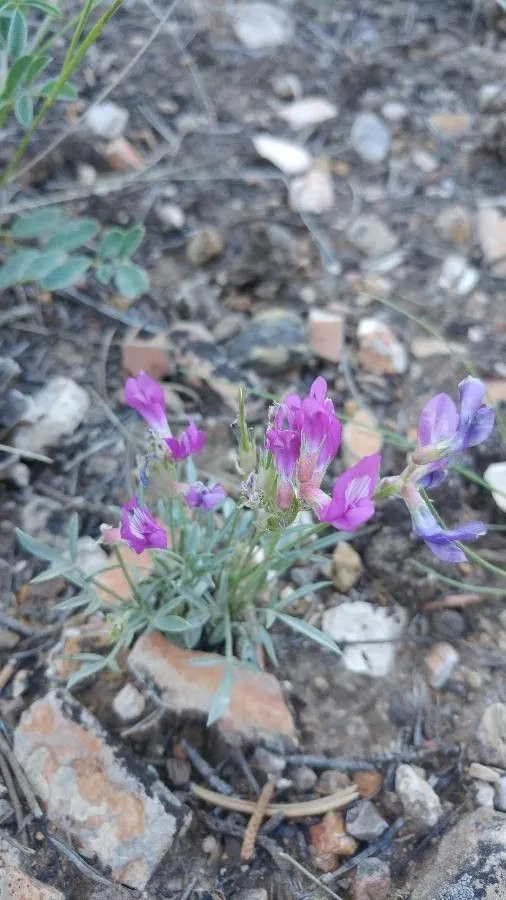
[241,774,276,861]
[191,782,359,817]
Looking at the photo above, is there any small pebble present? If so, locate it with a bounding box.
[317,770,351,794]
[251,746,286,776]
[351,112,391,163]
[346,800,388,842]
[354,857,391,900]
[425,642,459,689]
[494,776,506,812]
[112,683,146,723]
[166,757,191,787]
[468,762,501,784]
[395,764,442,832]
[86,101,129,139]
[202,834,220,855]
[332,541,363,593]
[353,770,383,799]
[473,780,495,808]
[271,73,301,100]
[233,2,293,50]
[186,227,224,265]
[291,765,318,793]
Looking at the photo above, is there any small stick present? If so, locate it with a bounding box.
[0,663,16,693]
[321,818,404,884]
[0,734,43,820]
[285,746,451,769]
[191,782,359,818]
[277,851,343,900]
[181,739,234,796]
[0,751,25,840]
[423,592,486,612]
[241,775,276,861]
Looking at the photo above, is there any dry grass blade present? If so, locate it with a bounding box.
[240,774,277,861]
[423,592,489,612]
[191,782,359,817]
[277,851,344,900]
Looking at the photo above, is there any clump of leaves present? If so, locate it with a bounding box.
[0,208,149,297]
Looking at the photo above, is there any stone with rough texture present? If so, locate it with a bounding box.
[308,307,345,362]
[484,462,506,513]
[346,800,388,842]
[310,811,359,872]
[354,857,391,900]
[473,703,506,768]
[342,408,384,467]
[14,690,189,890]
[425,642,459,688]
[253,134,311,175]
[332,541,363,593]
[438,254,479,296]
[351,113,391,163]
[13,377,90,453]
[348,214,398,258]
[86,101,129,139]
[233,3,293,50]
[474,780,495,808]
[478,207,506,275]
[278,96,337,129]
[468,763,501,784]
[226,308,308,373]
[395,764,442,832]
[322,601,407,677]
[186,227,223,265]
[289,165,335,214]
[494,777,506,812]
[435,205,472,245]
[122,333,171,379]
[128,631,297,746]
[292,765,318,792]
[409,808,506,900]
[0,868,64,900]
[357,318,408,375]
[353,770,383,799]
[112,683,146,723]
[430,111,472,138]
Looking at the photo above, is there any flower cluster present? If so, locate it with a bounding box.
[111,370,494,566]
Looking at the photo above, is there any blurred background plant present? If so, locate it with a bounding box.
[0,0,149,298]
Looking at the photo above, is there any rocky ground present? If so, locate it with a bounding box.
[1,0,506,897]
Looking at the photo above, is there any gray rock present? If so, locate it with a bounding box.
[233,891,268,900]
[347,214,398,258]
[13,377,90,453]
[473,781,495,809]
[351,112,391,163]
[176,274,221,326]
[409,808,506,900]
[0,389,33,430]
[232,2,293,50]
[322,601,407,677]
[226,308,309,373]
[112,683,146,723]
[494,777,506,812]
[251,746,286,776]
[0,357,21,392]
[86,101,129,139]
[355,857,391,900]
[291,765,317,793]
[166,757,191,787]
[474,704,506,768]
[395,764,442,832]
[346,800,388,842]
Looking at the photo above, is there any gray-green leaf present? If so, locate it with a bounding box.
[0,248,38,288]
[275,612,341,654]
[1,54,33,97]
[39,78,78,100]
[119,224,145,258]
[16,528,63,563]
[114,262,149,299]
[45,218,98,252]
[40,255,90,290]
[8,9,27,57]
[98,228,125,259]
[14,92,33,126]
[95,262,112,285]
[21,249,67,282]
[10,207,65,238]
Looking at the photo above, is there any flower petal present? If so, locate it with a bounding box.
[417,393,458,447]
[458,376,486,426]
[463,406,495,448]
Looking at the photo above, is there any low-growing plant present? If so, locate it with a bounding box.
[0,0,149,299]
[17,372,497,721]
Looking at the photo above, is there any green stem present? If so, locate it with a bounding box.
[459,545,506,582]
[1,0,124,186]
[113,545,142,604]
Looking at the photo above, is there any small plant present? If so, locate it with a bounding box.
[17,373,496,718]
[0,0,149,299]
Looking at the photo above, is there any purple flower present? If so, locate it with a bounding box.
[124,371,170,436]
[165,420,206,461]
[185,481,226,510]
[265,428,300,479]
[120,497,168,554]
[403,484,486,562]
[318,454,381,531]
[417,377,494,458]
[453,376,495,451]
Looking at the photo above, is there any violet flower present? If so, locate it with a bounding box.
[403,483,486,563]
[165,419,206,461]
[185,481,226,510]
[120,497,168,554]
[416,377,494,460]
[124,371,170,436]
[318,454,381,531]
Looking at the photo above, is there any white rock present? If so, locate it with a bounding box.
[288,166,334,214]
[484,462,506,512]
[438,254,479,296]
[412,148,439,173]
[425,642,459,689]
[156,203,185,230]
[381,101,407,122]
[278,96,337,129]
[348,214,398,258]
[410,337,451,359]
[322,601,407,677]
[351,112,391,163]
[468,763,501,784]
[494,776,506,812]
[357,317,408,375]
[86,101,129,139]
[233,3,294,50]
[474,780,495,808]
[271,73,301,100]
[13,377,90,453]
[395,764,442,831]
[113,682,146,723]
[253,133,311,175]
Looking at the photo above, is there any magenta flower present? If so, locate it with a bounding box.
[124,371,170,436]
[120,497,168,554]
[403,484,486,563]
[186,481,226,510]
[165,420,206,461]
[319,454,381,531]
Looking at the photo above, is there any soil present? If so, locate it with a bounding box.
[1,0,506,897]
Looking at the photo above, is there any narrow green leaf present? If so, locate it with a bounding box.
[26,0,61,15]
[25,52,51,83]
[39,78,78,100]
[207,663,233,725]
[40,255,90,290]
[97,228,124,259]
[16,528,63,563]
[14,92,33,126]
[10,206,65,238]
[67,656,108,688]
[45,218,98,252]
[68,512,79,563]
[95,262,112,284]
[30,563,73,584]
[275,612,341,654]
[114,262,149,299]
[119,224,145,258]
[1,53,33,97]
[8,9,26,57]
[275,580,331,611]
[152,614,195,633]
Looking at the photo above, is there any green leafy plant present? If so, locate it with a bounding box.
[0,0,149,300]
